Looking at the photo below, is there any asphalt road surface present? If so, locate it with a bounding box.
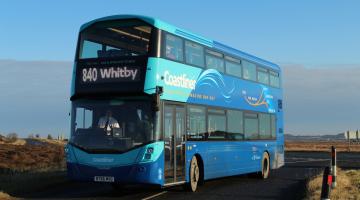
[18,152,360,200]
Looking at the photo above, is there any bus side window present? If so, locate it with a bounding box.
[257,67,270,85]
[205,50,224,73]
[259,113,271,139]
[227,110,244,140]
[271,115,276,139]
[244,113,259,140]
[270,71,280,88]
[164,34,184,61]
[187,106,206,140]
[225,56,242,78]
[185,40,204,67]
[243,60,256,81]
[207,109,226,140]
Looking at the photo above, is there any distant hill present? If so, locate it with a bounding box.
[285,133,346,141]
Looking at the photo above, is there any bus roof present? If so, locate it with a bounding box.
[80,15,280,71]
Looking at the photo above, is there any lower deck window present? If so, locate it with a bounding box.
[187,106,206,140]
[207,112,226,140]
[184,105,277,141]
[244,113,259,139]
[259,113,271,139]
[227,110,244,140]
[271,115,276,139]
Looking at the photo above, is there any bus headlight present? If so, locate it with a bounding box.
[144,147,154,160]
[146,147,154,154]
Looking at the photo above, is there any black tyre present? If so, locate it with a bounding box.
[260,152,270,179]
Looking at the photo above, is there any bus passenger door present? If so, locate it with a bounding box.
[164,104,186,184]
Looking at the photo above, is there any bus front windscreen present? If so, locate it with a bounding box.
[70,99,160,153]
[78,19,152,59]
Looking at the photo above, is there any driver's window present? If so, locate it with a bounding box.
[75,108,93,129]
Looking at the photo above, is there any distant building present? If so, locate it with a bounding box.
[344,130,359,140]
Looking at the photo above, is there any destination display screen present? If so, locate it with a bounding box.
[74,56,147,97]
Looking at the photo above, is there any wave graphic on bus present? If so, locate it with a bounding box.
[242,86,276,113]
[195,69,236,102]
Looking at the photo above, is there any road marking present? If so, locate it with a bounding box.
[142,191,168,200]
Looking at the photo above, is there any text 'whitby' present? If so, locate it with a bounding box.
[82,67,139,83]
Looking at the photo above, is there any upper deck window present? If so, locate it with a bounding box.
[165,34,184,61]
[243,60,256,81]
[79,19,152,59]
[205,50,224,73]
[185,41,204,67]
[225,56,242,78]
[270,71,280,88]
[257,67,270,85]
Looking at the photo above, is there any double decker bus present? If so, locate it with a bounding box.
[65,15,284,192]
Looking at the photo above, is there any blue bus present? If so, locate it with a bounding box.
[65,15,284,192]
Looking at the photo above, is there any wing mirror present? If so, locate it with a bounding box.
[152,86,163,112]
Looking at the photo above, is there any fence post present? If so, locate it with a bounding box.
[347,130,350,152]
[320,167,332,200]
[331,146,337,189]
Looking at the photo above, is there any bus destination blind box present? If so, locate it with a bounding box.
[79,58,142,84]
[74,56,147,96]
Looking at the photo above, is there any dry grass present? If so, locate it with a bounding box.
[0,191,14,200]
[306,169,360,200]
[0,139,26,146]
[285,141,360,152]
[0,139,67,197]
[34,138,67,146]
[0,142,66,173]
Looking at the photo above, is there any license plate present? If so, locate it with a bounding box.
[94,176,115,182]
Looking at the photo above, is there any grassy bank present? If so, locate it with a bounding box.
[306,169,360,200]
[0,139,67,197]
[0,192,14,200]
[285,141,360,152]
[0,141,66,173]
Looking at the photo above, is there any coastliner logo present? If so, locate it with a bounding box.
[82,67,138,83]
[163,71,196,90]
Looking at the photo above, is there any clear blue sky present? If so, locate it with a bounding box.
[1,1,360,137]
[1,0,359,65]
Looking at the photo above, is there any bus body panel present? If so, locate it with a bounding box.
[185,141,278,181]
[66,142,165,185]
[145,57,281,114]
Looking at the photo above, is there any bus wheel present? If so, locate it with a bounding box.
[188,156,200,192]
[261,152,270,179]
